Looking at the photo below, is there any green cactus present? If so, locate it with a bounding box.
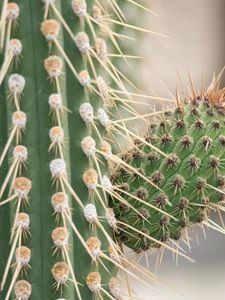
[111,87,225,253]
[0,0,224,300]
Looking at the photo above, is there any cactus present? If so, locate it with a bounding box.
[111,85,225,253]
[0,1,224,300]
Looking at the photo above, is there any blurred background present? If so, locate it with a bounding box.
[120,0,225,299]
[140,0,225,98]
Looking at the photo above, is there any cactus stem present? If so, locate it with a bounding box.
[0,1,185,298]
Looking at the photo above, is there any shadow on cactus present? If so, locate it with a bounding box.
[0,0,224,300]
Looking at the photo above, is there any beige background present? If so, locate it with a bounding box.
[123,1,225,299]
[141,0,225,97]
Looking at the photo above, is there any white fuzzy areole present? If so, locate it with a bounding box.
[8,74,26,94]
[79,102,94,123]
[50,159,67,178]
[71,0,87,17]
[84,204,97,223]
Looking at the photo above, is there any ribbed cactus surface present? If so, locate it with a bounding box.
[0,0,133,299]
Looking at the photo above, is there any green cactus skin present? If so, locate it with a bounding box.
[0,0,135,299]
[111,93,225,252]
